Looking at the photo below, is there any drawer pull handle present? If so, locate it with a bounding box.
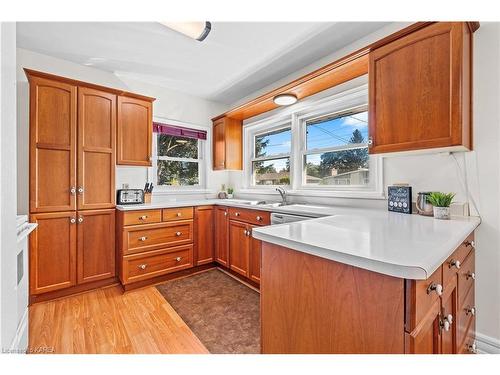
[441,314,453,331]
[175,231,182,236]
[464,240,475,248]
[449,259,461,269]
[256,216,262,221]
[235,212,240,216]
[175,257,182,262]
[139,215,148,220]
[465,306,476,316]
[467,342,477,354]
[466,271,475,280]
[176,212,182,217]
[138,264,147,270]
[427,283,443,296]
[139,236,148,241]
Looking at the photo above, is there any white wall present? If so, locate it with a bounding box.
[230,23,500,350]
[16,48,229,214]
[0,22,19,350]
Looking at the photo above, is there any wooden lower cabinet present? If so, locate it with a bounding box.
[214,206,229,266]
[228,220,250,277]
[405,299,441,354]
[30,211,77,295]
[249,225,261,283]
[77,209,115,284]
[194,206,214,265]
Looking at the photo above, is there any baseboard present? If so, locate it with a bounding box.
[476,332,500,354]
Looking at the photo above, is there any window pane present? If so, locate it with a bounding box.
[157,134,198,159]
[157,160,199,186]
[306,110,368,150]
[304,148,369,186]
[255,127,291,158]
[253,158,290,185]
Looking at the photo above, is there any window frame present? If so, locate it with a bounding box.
[242,82,384,198]
[150,117,207,192]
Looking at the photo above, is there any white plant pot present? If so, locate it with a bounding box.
[227,194,234,199]
[433,206,450,220]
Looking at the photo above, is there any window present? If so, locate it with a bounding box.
[303,108,369,187]
[251,126,291,186]
[152,122,205,188]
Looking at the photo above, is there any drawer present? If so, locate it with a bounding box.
[458,252,475,306]
[163,207,194,222]
[123,209,162,226]
[405,266,443,332]
[122,245,193,284]
[123,221,193,255]
[442,233,474,286]
[228,207,270,225]
[457,287,475,349]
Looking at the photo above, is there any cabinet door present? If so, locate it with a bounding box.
[29,76,77,213]
[77,209,116,284]
[194,206,214,266]
[213,119,225,170]
[29,212,77,295]
[214,206,229,266]
[78,87,116,209]
[248,225,261,284]
[441,277,458,354]
[406,299,441,354]
[117,96,152,166]
[228,220,250,277]
[369,22,471,153]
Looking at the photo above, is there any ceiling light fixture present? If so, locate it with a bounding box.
[160,22,212,41]
[273,93,298,106]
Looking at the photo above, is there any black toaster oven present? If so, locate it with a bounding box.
[117,189,144,205]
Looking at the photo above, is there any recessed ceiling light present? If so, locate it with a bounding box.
[273,93,298,106]
[160,22,212,41]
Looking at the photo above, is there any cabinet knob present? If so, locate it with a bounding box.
[70,218,76,224]
[441,314,453,331]
[247,229,252,236]
[467,342,477,353]
[235,212,240,216]
[77,187,84,194]
[176,212,182,217]
[224,211,228,216]
[175,257,182,262]
[139,215,148,220]
[465,306,476,316]
[243,229,248,236]
[139,236,148,242]
[78,217,83,223]
[138,264,147,270]
[368,136,373,146]
[175,231,182,236]
[70,187,76,195]
[466,271,476,280]
[427,283,443,296]
[256,216,262,221]
[464,240,475,248]
[449,259,461,269]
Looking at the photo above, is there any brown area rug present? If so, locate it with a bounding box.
[156,269,260,354]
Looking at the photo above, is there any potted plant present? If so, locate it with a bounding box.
[227,187,234,199]
[428,192,455,220]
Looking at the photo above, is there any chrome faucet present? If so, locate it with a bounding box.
[276,187,287,205]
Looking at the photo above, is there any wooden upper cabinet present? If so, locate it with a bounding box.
[77,87,116,209]
[212,116,242,170]
[29,211,77,295]
[194,206,214,266]
[214,206,229,267]
[369,22,472,154]
[29,76,77,213]
[117,95,153,166]
[77,209,116,284]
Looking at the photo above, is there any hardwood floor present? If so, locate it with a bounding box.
[29,285,209,354]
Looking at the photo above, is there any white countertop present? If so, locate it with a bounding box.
[116,199,480,280]
[252,211,480,280]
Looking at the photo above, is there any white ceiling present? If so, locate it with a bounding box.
[16,22,389,104]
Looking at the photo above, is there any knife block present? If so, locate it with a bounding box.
[144,193,152,203]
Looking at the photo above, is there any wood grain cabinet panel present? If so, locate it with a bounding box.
[228,220,250,277]
[369,22,472,154]
[405,299,441,354]
[248,225,261,284]
[214,206,229,267]
[29,76,77,213]
[29,212,77,295]
[212,116,242,170]
[117,95,153,166]
[194,206,214,266]
[77,209,116,284]
[77,87,116,209]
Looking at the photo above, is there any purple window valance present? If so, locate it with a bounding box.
[153,122,207,140]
